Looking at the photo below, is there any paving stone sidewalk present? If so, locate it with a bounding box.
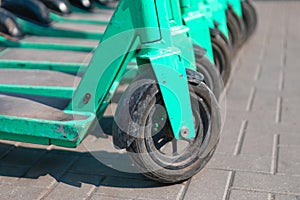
[0,1,299,199]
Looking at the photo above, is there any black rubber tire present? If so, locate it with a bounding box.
[211,33,232,85]
[242,0,257,38]
[226,10,241,54]
[229,8,247,44]
[194,45,223,100]
[121,69,220,183]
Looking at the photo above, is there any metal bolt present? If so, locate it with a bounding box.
[83,93,91,104]
[180,126,189,138]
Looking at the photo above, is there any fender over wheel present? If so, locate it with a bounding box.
[211,31,232,85]
[226,10,242,54]
[242,0,258,38]
[1,0,52,26]
[193,45,223,100]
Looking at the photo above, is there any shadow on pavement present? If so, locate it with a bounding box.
[0,116,167,189]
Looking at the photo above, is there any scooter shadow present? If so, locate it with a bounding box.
[0,117,166,189]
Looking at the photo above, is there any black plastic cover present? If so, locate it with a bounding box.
[39,0,72,15]
[1,0,52,26]
[0,8,24,39]
[68,0,94,11]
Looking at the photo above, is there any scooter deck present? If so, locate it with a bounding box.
[0,94,79,121]
[0,66,95,147]
[52,22,107,33]
[65,10,113,21]
[0,39,97,148]
[23,36,99,46]
[0,69,80,87]
[0,48,92,63]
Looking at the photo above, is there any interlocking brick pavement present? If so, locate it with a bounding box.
[0,1,299,199]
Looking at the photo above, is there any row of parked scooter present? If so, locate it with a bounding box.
[0,0,257,183]
[0,0,257,100]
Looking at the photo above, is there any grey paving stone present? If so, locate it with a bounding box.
[16,152,79,188]
[0,165,28,184]
[14,142,53,150]
[278,122,300,135]
[281,97,300,125]
[229,189,268,200]
[69,155,143,179]
[255,66,282,92]
[276,194,300,200]
[0,143,13,158]
[279,132,300,147]
[95,177,184,200]
[286,53,300,68]
[239,121,274,156]
[225,82,252,112]
[215,113,244,154]
[0,184,46,200]
[284,66,300,95]
[184,168,229,200]
[207,154,271,173]
[243,118,277,135]
[0,147,45,167]
[44,172,103,200]
[261,51,284,67]
[278,146,300,176]
[232,172,300,195]
[251,89,278,112]
[238,48,262,63]
[90,195,133,200]
[231,61,257,81]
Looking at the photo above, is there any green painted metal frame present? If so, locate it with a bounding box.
[0,0,198,74]
[201,0,229,39]
[227,0,243,17]
[50,12,110,25]
[0,0,196,147]
[0,36,96,52]
[17,18,103,40]
[179,0,215,63]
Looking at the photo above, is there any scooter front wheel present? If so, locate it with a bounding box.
[125,70,220,183]
[242,0,257,37]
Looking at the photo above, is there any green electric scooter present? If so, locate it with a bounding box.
[0,0,221,183]
[0,0,224,98]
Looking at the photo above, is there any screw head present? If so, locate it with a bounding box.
[83,93,91,104]
[180,126,189,138]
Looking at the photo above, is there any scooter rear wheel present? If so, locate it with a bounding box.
[211,33,232,85]
[194,45,223,100]
[124,70,220,183]
[242,0,257,37]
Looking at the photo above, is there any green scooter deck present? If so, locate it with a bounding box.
[0,34,97,147]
